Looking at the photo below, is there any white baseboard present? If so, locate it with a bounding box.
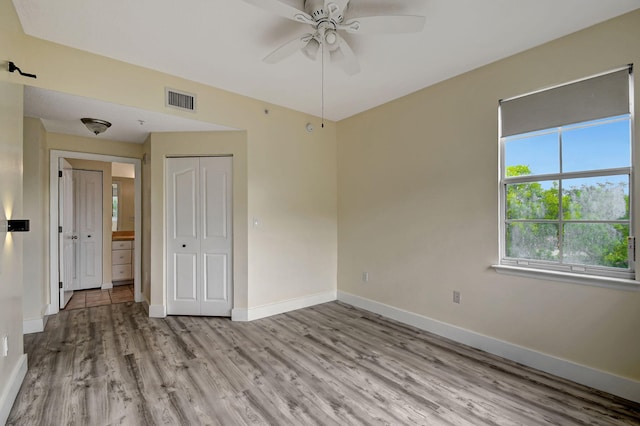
[101,282,113,290]
[23,318,44,334]
[45,303,56,316]
[337,291,640,404]
[0,354,28,425]
[232,290,337,322]
[148,304,166,318]
[23,305,50,334]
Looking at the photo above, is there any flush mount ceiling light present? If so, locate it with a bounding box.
[81,117,112,135]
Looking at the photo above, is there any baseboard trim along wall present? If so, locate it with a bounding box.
[23,318,44,335]
[337,290,640,404]
[23,305,50,334]
[232,290,337,322]
[101,282,113,290]
[0,354,27,425]
[148,304,166,318]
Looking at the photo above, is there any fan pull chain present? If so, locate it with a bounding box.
[321,37,325,128]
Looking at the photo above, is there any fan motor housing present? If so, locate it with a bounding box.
[305,0,349,23]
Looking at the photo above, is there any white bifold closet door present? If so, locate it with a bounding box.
[166,156,233,316]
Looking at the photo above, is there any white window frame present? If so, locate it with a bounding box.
[494,67,638,290]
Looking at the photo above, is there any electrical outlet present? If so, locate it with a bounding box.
[362,272,369,283]
[453,290,461,304]
[1,335,8,357]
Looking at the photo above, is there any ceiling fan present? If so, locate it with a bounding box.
[243,0,426,75]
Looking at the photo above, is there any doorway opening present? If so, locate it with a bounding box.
[49,150,142,316]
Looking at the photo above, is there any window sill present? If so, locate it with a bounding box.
[491,265,639,291]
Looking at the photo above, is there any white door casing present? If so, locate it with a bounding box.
[59,160,75,308]
[166,157,233,316]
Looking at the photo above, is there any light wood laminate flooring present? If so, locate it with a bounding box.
[8,301,640,425]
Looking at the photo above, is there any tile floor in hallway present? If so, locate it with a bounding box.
[63,284,134,310]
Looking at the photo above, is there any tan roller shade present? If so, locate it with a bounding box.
[500,67,630,137]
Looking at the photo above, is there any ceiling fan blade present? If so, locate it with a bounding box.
[339,15,426,35]
[242,0,314,24]
[263,34,313,64]
[325,0,341,21]
[335,35,360,76]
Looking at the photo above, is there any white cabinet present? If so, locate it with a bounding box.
[112,240,134,282]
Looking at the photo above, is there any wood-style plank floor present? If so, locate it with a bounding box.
[8,301,640,425]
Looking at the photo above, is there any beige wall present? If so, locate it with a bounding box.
[337,10,640,381]
[0,81,25,423]
[246,110,337,308]
[47,133,144,159]
[22,118,47,322]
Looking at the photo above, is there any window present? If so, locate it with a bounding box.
[498,67,634,281]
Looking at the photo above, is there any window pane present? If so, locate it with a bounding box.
[563,176,629,220]
[506,223,559,261]
[562,118,630,172]
[563,223,628,268]
[505,132,559,176]
[506,181,559,220]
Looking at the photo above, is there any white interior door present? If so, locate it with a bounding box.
[59,160,76,308]
[77,170,103,289]
[200,157,233,316]
[167,156,233,316]
[167,158,200,315]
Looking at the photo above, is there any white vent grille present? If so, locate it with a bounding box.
[165,88,196,112]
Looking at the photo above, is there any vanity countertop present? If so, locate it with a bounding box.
[112,231,135,242]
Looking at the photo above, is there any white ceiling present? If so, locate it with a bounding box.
[23,86,235,143]
[13,0,640,130]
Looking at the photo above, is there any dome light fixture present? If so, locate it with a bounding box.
[81,118,112,135]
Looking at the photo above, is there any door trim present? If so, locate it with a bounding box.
[48,150,142,315]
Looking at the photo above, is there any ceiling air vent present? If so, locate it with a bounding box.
[165,88,196,112]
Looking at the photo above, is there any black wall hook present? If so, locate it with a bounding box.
[8,61,37,79]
